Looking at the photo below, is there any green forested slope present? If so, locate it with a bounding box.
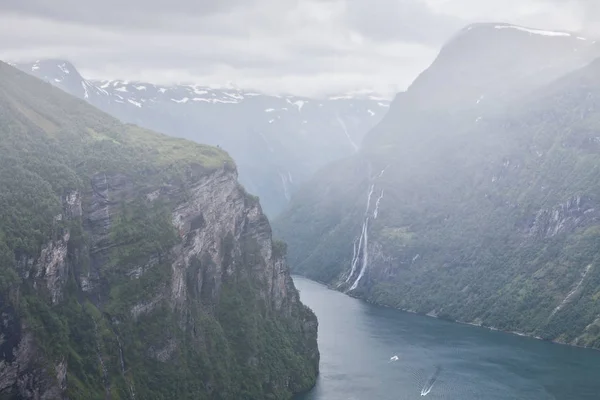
[0,61,318,399]
[0,61,230,273]
[275,28,600,348]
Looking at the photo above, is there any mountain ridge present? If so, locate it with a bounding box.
[274,23,600,349]
[0,60,319,399]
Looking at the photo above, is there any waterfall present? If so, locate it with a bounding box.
[343,164,388,292]
[550,264,592,319]
[343,177,379,290]
[349,217,370,291]
[345,221,367,283]
[377,165,389,178]
[337,114,359,152]
[116,334,126,374]
[373,190,384,219]
[92,319,111,397]
[115,332,136,399]
[365,184,375,213]
[279,171,292,201]
[344,184,374,284]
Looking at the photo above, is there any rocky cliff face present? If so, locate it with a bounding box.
[0,61,318,400]
[1,165,318,400]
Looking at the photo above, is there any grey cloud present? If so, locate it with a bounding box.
[515,0,600,34]
[0,0,465,46]
[0,0,252,27]
[570,0,600,33]
[0,0,595,97]
[345,0,466,45]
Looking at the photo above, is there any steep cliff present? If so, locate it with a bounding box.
[275,24,600,348]
[0,61,318,399]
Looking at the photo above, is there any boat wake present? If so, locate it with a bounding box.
[420,366,442,396]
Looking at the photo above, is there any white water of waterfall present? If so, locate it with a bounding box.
[365,184,375,213]
[376,165,389,179]
[116,334,126,374]
[550,264,592,318]
[373,190,384,219]
[279,171,291,201]
[345,184,375,290]
[349,217,370,291]
[337,114,359,152]
[346,223,367,283]
[344,162,390,291]
[115,332,136,399]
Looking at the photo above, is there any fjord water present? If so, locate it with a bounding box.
[293,277,600,400]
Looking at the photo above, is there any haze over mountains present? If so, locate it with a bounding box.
[5,14,600,399]
[16,59,390,217]
[275,23,600,348]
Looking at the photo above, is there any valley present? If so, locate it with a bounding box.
[2,3,600,397]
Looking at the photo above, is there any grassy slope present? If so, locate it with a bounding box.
[0,61,232,261]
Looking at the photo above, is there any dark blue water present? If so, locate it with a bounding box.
[293,276,600,400]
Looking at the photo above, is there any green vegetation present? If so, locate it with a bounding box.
[275,59,600,347]
[0,62,317,399]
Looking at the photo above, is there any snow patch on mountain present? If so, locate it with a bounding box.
[81,81,89,99]
[494,25,571,38]
[128,99,142,108]
[58,63,70,75]
[225,92,244,100]
[293,100,306,111]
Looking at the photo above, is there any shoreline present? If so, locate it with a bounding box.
[291,274,596,353]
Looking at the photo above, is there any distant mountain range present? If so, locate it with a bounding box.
[16,59,390,216]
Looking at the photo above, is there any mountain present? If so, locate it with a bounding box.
[15,59,389,217]
[274,23,600,347]
[0,61,318,399]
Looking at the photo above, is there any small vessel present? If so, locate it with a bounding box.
[421,366,442,396]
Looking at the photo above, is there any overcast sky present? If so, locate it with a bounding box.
[0,0,598,97]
